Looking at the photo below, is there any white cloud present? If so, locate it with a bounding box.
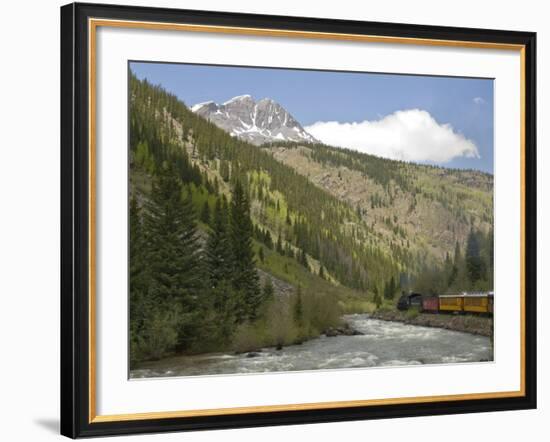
[305,109,479,163]
[473,97,486,105]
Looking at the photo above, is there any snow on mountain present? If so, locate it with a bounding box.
[191,101,214,112]
[223,94,253,105]
[191,95,318,145]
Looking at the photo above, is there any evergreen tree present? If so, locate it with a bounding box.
[219,160,230,182]
[466,229,482,285]
[373,285,382,309]
[129,197,147,298]
[142,162,202,350]
[264,230,273,250]
[204,197,232,288]
[384,276,396,300]
[229,179,261,321]
[200,200,211,224]
[129,197,151,363]
[453,251,470,292]
[293,286,304,327]
[262,278,274,300]
[205,280,239,348]
[203,195,241,346]
[284,242,294,259]
[213,176,220,194]
[258,246,265,263]
[299,249,308,269]
[276,234,284,255]
[448,241,461,287]
[443,251,453,286]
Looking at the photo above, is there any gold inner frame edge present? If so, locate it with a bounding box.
[87,17,527,423]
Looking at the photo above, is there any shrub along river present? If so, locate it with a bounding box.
[130,314,493,378]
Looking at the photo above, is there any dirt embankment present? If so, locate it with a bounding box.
[371,309,493,337]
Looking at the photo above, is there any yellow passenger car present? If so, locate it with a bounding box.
[463,293,491,313]
[438,292,494,314]
[438,294,464,312]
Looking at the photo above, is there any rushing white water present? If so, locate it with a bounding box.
[130,314,492,379]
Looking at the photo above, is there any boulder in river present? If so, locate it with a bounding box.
[324,324,364,337]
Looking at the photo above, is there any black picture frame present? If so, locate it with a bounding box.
[61,2,537,438]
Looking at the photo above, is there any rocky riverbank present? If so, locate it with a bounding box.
[234,320,364,359]
[371,309,493,337]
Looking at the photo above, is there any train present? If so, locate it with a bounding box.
[397,291,494,315]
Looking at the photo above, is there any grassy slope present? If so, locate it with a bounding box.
[254,241,374,314]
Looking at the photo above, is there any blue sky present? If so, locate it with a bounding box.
[130,61,494,173]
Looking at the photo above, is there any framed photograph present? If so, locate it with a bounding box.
[60,2,536,438]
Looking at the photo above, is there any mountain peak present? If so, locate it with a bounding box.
[223,94,254,106]
[191,95,318,146]
[257,97,275,104]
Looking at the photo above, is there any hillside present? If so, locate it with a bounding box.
[263,141,493,263]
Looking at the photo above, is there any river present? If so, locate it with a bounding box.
[130,314,493,378]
